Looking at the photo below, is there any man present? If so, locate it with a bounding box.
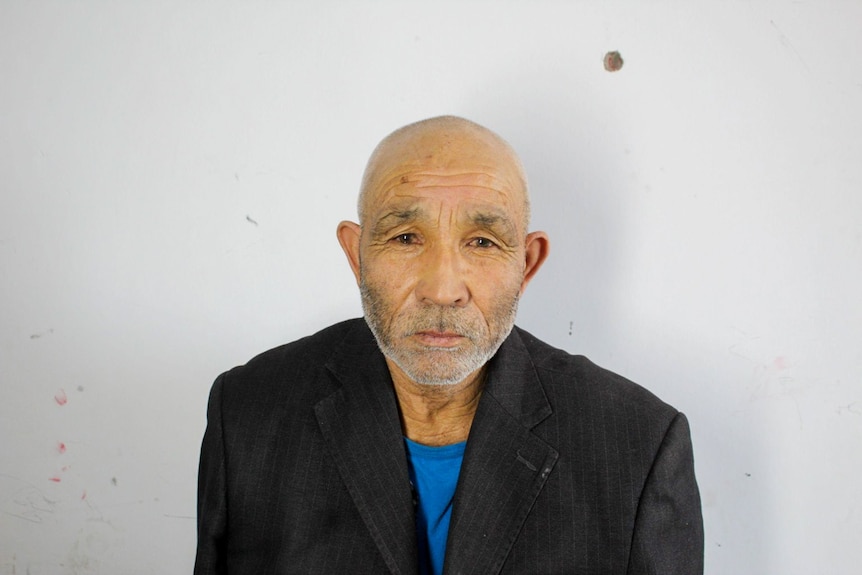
[195,116,704,574]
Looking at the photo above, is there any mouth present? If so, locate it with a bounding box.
[412,330,466,348]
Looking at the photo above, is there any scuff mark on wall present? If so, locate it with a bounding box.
[0,476,57,523]
[769,20,809,72]
[836,402,861,416]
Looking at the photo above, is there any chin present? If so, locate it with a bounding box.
[403,369,473,387]
[390,349,485,387]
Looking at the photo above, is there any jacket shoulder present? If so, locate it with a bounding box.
[514,326,677,419]
[242,319,363,371]
[215,318,366,404]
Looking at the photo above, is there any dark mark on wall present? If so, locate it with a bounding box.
[111,477,118,487]
[246,215,259,226]
[77,385,84,392]
[568,321,573,336]
[29,328,54,340]
[603,51,624,72]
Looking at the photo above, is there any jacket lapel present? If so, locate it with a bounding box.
[444,329,559,575]
[314,322,418,575]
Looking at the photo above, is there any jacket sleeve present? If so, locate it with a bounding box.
[627,412,704,575]
[194,374,228,575]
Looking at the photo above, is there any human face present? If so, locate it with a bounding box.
[357,158,531,386]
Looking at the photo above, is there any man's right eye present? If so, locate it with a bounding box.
[392,233,416,244]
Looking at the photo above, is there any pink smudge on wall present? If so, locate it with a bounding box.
[57,442,67,454]
[49,476,61,483]
[54,389,68,406]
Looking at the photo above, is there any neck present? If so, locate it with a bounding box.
[387,360,485,447]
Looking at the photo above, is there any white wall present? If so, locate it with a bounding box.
[1,2,860,573]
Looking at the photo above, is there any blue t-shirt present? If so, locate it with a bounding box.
[404,437,467,575]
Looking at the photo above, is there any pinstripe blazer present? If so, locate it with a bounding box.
[195,319,703,574]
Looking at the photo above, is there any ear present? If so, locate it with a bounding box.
[337,220,362,285]
[519,231,550,295]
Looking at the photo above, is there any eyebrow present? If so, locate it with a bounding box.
[469,210,519,243]
[371,207,423,236]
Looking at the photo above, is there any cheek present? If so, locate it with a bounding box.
[467,263,524,309]
[467,258,524,288]
[362,258,417,303]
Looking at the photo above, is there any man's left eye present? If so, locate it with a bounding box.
[472,237,497,248]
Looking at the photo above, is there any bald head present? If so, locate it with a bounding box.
[358,116,531,232]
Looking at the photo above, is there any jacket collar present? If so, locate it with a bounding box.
[317,320,559,575]
[445,327,559,574]
[316,320,418,575]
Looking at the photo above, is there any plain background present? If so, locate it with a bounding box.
[1,1,860,573]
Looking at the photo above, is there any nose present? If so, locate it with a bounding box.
[414,245,470,307]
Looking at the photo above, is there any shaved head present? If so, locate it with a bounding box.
[358,116,531,233]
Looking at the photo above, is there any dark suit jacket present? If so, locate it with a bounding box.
[195,319,703,574]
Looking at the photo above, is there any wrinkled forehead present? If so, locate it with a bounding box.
[360,125,528,229]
